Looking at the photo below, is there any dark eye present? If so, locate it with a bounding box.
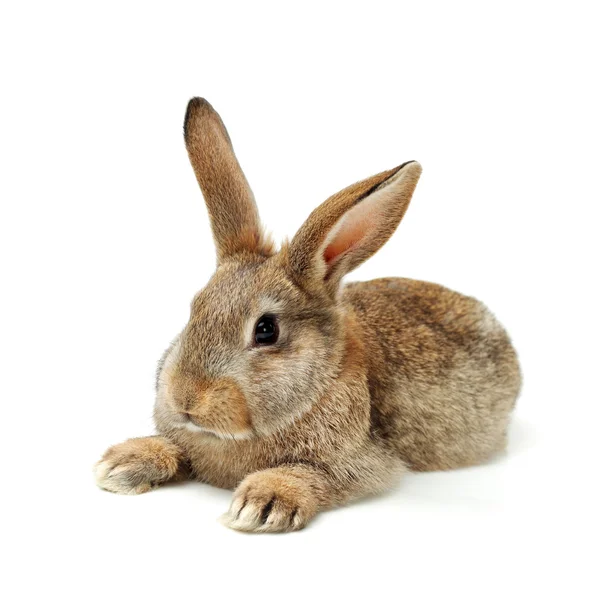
[254,315,279,345]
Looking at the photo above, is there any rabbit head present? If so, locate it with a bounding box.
[153,98,422,440]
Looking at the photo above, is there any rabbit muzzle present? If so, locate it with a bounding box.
[173,376,253,440]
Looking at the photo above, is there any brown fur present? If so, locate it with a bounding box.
[95,98,522,532]
[172,376,252,438]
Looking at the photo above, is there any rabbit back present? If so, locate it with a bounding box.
[343,277,521,471]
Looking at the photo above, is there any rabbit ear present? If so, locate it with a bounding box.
[286,161,422,294]
[184,98,273,263]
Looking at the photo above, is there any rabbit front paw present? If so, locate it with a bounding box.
[94,436,184,495]
[220,468,321,533]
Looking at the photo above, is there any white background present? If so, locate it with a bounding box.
[1,1,598,598]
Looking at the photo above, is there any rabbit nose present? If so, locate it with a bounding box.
[173,376,210,412]
[183,411,202,427]
[174,376,252,437]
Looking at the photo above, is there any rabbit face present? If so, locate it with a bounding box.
[154,256,343,439]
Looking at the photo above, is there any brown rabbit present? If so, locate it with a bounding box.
[95,98,522,533]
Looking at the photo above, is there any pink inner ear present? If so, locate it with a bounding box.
[323,211,376,266]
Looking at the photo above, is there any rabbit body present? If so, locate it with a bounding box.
[95,99,521,532]
[344,278,520,471]
[156,276,519,490]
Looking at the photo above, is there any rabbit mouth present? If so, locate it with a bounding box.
[180,413,254,441]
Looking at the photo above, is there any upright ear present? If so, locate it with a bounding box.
[184,98,273,263]
[286,161,422,294]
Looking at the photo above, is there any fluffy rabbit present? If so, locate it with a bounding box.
[95,98,522,532]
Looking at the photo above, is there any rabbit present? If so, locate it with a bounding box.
[94,98,522,533]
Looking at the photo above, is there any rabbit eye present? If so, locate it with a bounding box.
[254,315,279,345]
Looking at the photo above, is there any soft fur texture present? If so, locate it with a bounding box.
[95,98,522,533]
